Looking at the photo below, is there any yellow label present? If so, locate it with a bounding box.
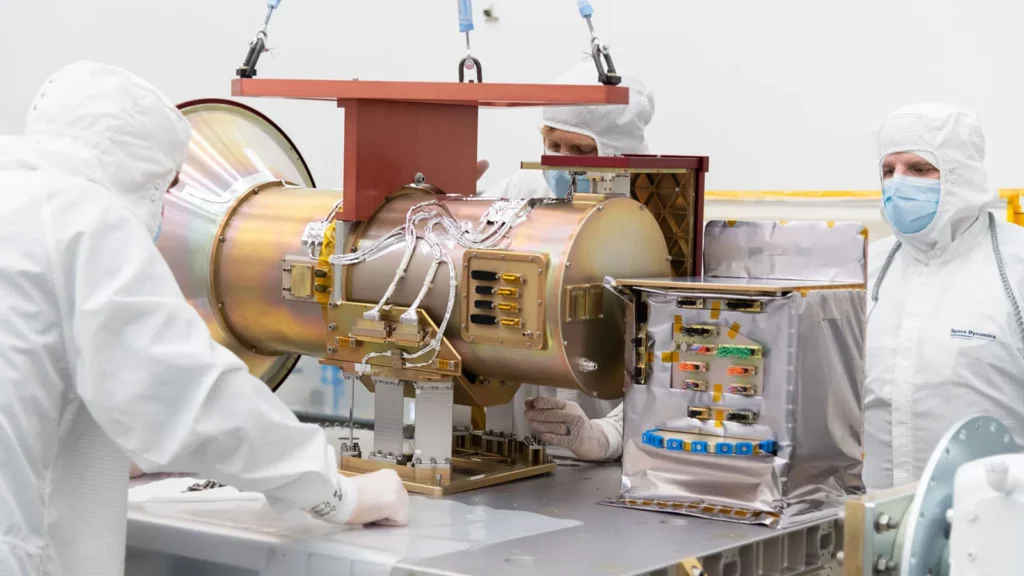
[714,409,726,422]
[827,221,836,228]
[683,440,692,451]
[713,383,723,394]
[726,220,737,227]
[661,351,673,362]
[436,359,456,370]
[710,301,722,320]
[673,315,682,331]
[727,322,741,340]
[647,351,654,363]
[712,392,723,403]
[714,421,723,429]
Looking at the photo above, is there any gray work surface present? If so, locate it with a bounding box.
[126,461,810,576]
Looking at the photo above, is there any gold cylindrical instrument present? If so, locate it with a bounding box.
[161,99,672,403]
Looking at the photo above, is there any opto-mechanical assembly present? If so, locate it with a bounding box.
[160,73,709,494]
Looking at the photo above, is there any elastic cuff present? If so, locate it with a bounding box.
[307,474,357,524]
[592,419,622,461]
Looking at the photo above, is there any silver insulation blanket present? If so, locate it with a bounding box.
[611,221,867,527]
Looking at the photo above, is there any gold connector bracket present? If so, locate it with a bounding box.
[461,250,548,350]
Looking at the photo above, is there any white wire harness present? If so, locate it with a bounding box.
[301,197,537,371]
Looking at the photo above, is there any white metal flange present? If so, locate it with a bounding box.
[896,415,1020,575]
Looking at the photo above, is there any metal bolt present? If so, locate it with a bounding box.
[327,346,337,354]
[537,268,542,273]
[218,235,226,242]
[283,267,292,272]
[218,303,224,308]
[414,173,426,184]
[875,514,900,533]
[497,338,503,344]
[328,301,336,308]
[597,205,604,211]
[967,551,977,562]
[565,262,571,268]
[328,322,337,331]
[689,568,705,576]
[875,557,897,572]
[835,551,845,565]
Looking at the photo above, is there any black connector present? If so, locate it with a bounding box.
[473,300,495,310]
[469,314,498,326]
[470,270,499,281]
[475,285,495,295]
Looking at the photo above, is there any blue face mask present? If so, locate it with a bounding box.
[543,170,591,198]
[153,219,163,243]
[882,175,941,235]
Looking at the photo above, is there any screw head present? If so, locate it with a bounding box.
[327,346,337,354]
[218,235,226,242]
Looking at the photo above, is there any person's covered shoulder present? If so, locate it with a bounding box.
[478,169,551,200]
[992,219,1024,269]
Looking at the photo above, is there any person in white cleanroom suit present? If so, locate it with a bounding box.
[863,104,1024,490]
[0,61,409,576]
[479,60,654,460]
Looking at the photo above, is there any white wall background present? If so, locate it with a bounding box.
[2,0,1024,193]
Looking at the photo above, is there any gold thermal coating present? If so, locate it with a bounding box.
[165,100,673,399]
[161,99,321,390]
[345,192,672,399]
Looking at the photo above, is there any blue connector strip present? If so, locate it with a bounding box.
[641,430,778,457]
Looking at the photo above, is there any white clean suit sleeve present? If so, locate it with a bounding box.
[48,189,339,513]
[592,402,623,460]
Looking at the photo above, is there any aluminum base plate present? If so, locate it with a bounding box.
[340,456,556,496]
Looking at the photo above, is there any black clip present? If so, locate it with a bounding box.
[459,56,483,83]
[591,43,621,86]
[236,35,267,79]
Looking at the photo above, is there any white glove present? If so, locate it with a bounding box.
[306,469,409,527]
[524,397,611,460]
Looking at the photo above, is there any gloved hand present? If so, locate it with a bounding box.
[306,469,410,527]
[524,397,611,460]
